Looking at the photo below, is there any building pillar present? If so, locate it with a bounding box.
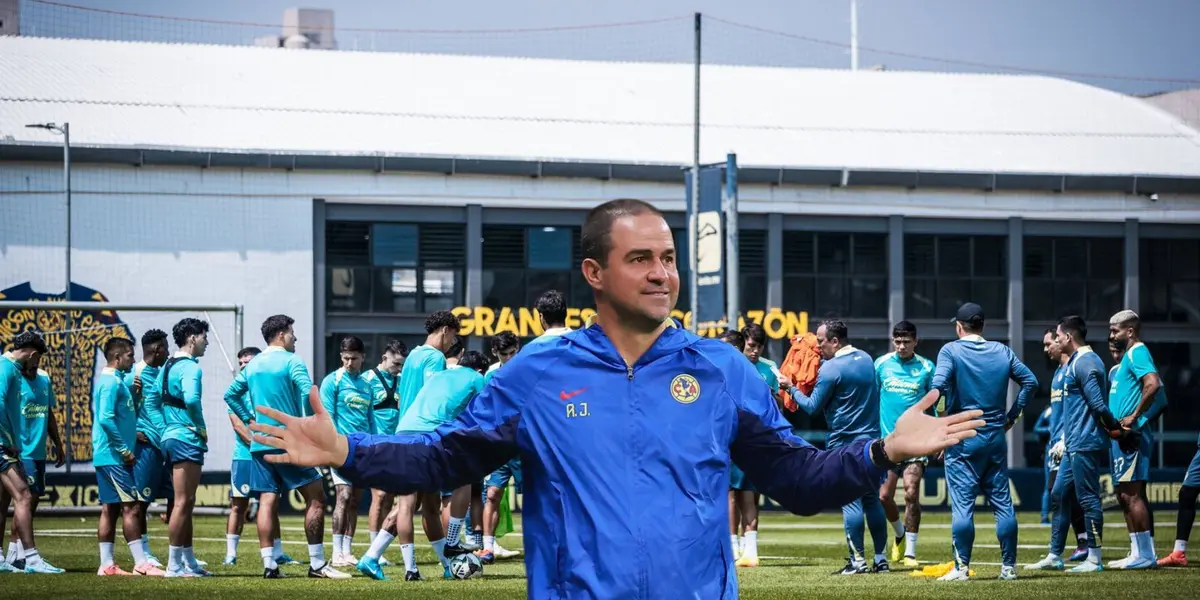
[466,204,483,353]
[767,213,785,360]
[1006,216,1025,468]
[313,199,327,374]
[888,215,904,326]
[1125,218,1139,312]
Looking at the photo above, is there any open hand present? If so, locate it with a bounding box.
[883,390,984,463]
[250,387,349,468]
[1118,415,1137,430]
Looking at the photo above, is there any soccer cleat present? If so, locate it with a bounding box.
[1069,561,1103,573]
[263,567,285,579]
[443,566,453,580]
[356,556,387,581]
[276,553,302,565]
[1124,556,1158,570]
[901,557,921,568]
[194,559,208,568]
[98,564,134,576]
[133,563,167,576]
[442,542,475,559]
[145,551,163,568]
[1068,546,1088,562]
[735,556,759,568]
[404,569,424,581]
[475,550,495,565]
[936,567,970,581]
[330,554,356,569]
[1107,555,1132,569]
[223,556,237,566]
[492,543,521,559]
[308,563,351,579]
[186,566,213,577]
[25,559,65,574]
[163,567,199,578]
[872,559,890,573]
[890,537,904,563]
[1158,551,1188,567]
[1024,555,1065,570]
[455,537,481,553]
[342,553,359,565]
[10,558,25,571]
[0,561,14,574]
[378,556,392,567]
[998,566,1017,580]
[833,559,869,575]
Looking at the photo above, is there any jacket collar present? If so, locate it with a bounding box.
[834,345,857,359]
[577,317,695,369]
[960,334,986,343]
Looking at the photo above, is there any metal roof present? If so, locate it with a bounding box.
[2,36,1200,191]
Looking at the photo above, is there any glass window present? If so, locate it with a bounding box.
[327,267,371,312]
[906,235,1008,320]
[372,224,419,267]
[782,231,887,318]
[327,222,465,314]
[1146,342,1200,467]
[1024,236,1123,322]
[1141,239,1200,324]
[528,227,572,270]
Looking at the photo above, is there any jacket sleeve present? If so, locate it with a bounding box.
[931,345,955,397]
[790,364,836,416]
[729,359,885,516]
[319,374,337,426]
[1007,351,1038,425]
[291,358,315,417]
[98,381,130,456]
[1081,359,1119,431]
[1033,408,1051,436]
[336,356,535,494]
[223,371,253,423]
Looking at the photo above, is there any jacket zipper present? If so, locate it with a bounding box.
[625,362,648,599]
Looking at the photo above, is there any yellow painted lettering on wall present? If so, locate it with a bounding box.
[454,307,808,339]
[565,308,582,329]
[520,307,541,336]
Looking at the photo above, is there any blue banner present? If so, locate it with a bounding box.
[685,165,726,332]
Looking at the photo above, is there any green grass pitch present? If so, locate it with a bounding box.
[3,511,1196,599]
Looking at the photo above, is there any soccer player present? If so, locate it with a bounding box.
[223,346,261,566]
[159,318,212,577]
[94,337,158,576]
[0,331,62,574]
[930,303,1037,582]
[3,343,65,569]
[731,323,778,568]
[362,338,406,566]
[1038,328,1088,562]
[224,314,347,579]
[480,332,522,563]
[249,198,984,598]
[1026,316,1120,573]
[875,320,934,567]
[1107,310,1164,569]
[358,350,489,580]
[717,329,750,560]
[782,320,888,575]
[130,328,170,569]
[321,336,374,568]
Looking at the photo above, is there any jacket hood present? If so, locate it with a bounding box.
[570,317,701,370]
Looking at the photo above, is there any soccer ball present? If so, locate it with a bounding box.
[449,553,483,579]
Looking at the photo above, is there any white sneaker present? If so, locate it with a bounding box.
[310,563,352,579]
[998,566,1017,580]
[1108,554,1133,569]
[1024,555,1065,570]
[937,567,970,581]
[330,553,351,568]
[493,542,521,559]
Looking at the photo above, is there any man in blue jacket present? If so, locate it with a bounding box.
[783,320,888,575]
[932,302,1037,582]
[251,199,985,599]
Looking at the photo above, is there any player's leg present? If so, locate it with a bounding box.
[1160,450,1200,566]
[1069,450,1106,572]
[295,476,345,578]
[345,486,364,561]
[331,480,353,566]
[479,463,512,562]
[1029,455,1073,569]
[862,485,890,571]
[983,442,1017,579]
[728,489,741,559]
[444,485,478,556]
[368,489,394,563]
[941,450,979,580]
[97,503,126,575]
[250,453,285,576]
[1117,481,1156,566]
[837,497,869,574]
[0,484,10,569]
[131,443,162,567]
[900,462,924,563]
[878,470,903,562]
[393,492,421,577]
[226,496,250,564]
[0,460,55,573]
[421,490,451,576]
[1041,449,1053,524]
[735,491,760,567]
[168,458,205,575]
[469,481,484,548]
[6,459,42,565]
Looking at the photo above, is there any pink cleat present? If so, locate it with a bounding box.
[134,563,168,576]
[97,564,134,576]
[1158,551,1188,567]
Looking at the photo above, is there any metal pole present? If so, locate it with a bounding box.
[62,122,73,473]
[724,153,739,332]
[850,0,859,71]
[689,12,701,333]
[235,305,244,356]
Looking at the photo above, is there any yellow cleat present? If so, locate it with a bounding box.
[735,556,759,568]
[901,557,921,568]
[890,538,904,563]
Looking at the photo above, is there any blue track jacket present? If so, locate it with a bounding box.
[338,323,887,599]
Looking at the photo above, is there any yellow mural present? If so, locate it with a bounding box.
[452,306,809,340]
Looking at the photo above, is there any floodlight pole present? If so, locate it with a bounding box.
[689,13,702,333]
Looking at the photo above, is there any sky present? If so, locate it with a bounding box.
[18,0,1200,95]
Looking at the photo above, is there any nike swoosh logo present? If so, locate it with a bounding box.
[560,388,586,401]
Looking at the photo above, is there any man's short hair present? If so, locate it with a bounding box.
[1110,309,1140,333]
[741,324,767,347]
[892,321,918,339]
[1058,315,1087,343]
[535,290,568,328]
[821,319,849,344]
[382,338,409,357]
[959,315,985,335]
[339,336,365,354]
[172,318,210,348]
[445,338,464,359]
[459,350,490,374]
[237,346,262,360]
[580,199,665,267]
[425,310,461,335]
[491,332,520,355]
[11,330,47,354]
[1044,327,1056,337]
[261,314,295,344]
[141,328,168,348]
[720,330,745,352]
[103,337,133,361]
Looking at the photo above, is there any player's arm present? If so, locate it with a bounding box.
[290,358,315,417]
[228,411,254,447]
[319,374,337,418]
[1005,351,1037,430]
[98,380,132,459]
[45,377,65,465]
[930,345,956,405]
[1128,346,1163,425]
[788,365,835,415]
[223,370,254,423]
[1081,360,1121,432]
[1033,409,1051,436]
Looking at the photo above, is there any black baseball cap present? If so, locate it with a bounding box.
[952,302,985,323]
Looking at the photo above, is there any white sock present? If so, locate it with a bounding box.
[1046,552,1061,561]
[431,538,449,569]
[226,534,240,558]
[367,531,395,560]
[731,534,739,553]
[99,542,116,568]
[484,535,496,552]
[369,531,378,544]
[141,535,153,558]
[1088,547,1101,563]
[743,531,758,558]
[472,530,483,546]
[261,547,278,570]
[272,538,283,560]
[400,543,416,572]
[6,542,16,563]
[129,539,147,566]
[447,517,465,546]
[1130,534,1140,559]
[23,547,41,566]
[891,519,904,538]
[183,546,199,570]
[342,534,353,556]
[1175,540,1188,553]
[307,543,326,570]
[332,534,345,557]
[905,532,918,558]
[167,545,183,571]
[1135,531,1154,559]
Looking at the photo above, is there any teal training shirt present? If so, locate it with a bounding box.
[362,368,400,435]
[0,353,22,451]
[223,346,314,453]
[875,352,934,437]
[161,354,207,451]
[93,367,137,467]
[320,367,375,436]
[1108,342,1157,425]
[395,366,485,433]
[397,345,447,419]
[752,359,780,393]
[132,361,165,449]
[225,372,253,462]
[18,369,54,460]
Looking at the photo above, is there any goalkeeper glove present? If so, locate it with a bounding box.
[1049,440,1066,462]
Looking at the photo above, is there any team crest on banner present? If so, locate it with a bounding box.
[670,374,700,404]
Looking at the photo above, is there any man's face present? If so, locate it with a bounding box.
[436,327,460,354]
[1109,323,1133,352]
[1109,342,1122,363]
[586,213,678,330]
[279,325,297,353]
[144,341,168,367]
[743,337,764,363]
[191,332,209,357]
[816,325,836,361]
[238,352,255,371]
[498,345,519,365]
[893,335,916,360]
[115,346,134,371]
[1043,332,1062,362]
[381,350,404,375]
[341,351,365,375]
[21,353,40,378]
